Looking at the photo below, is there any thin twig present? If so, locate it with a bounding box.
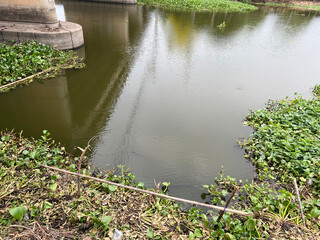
[217,186,239,222]
[77,145,90,197]
[153,179,161,192]
[7,225,30,230]
[293,178,306,227]
[38,164,252,216]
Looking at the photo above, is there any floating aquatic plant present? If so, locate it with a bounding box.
[0,41,85,91]
[138,0,257,12]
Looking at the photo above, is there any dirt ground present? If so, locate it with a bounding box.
[291,0,320,6]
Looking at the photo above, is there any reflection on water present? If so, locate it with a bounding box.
[1,2,320,201]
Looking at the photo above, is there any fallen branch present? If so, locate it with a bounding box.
[38,164,253,216]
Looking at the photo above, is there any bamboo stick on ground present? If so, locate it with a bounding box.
[39,164,252,216]
[293,178,306,227]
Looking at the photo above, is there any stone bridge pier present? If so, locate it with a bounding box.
[0,0,84,49]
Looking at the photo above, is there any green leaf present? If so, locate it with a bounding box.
[137,182,145,188]
[244,218,256,231]
[1,135,10,141]
[147,228,154,238]
[49,183,57,191]
[101,215,112,226]
[44,201,53,209]
[194,228,202,237]
[189,231,195,240]
[162,182,170,187]
[9,206,27,220]
[221,190,228,196]
[108,185,117,192]
[310,208,320,218]
[29,151,37,159]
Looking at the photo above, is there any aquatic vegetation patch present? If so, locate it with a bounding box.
[242,95,320,194]
[138,0,257,12]
[0,41,84,92]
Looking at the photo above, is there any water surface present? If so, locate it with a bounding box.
[1,1,320,201]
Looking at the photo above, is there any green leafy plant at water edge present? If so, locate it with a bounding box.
[138,0,257,12]
[0,41,85,90]
[313,84,320,97]
[243,95,320,193]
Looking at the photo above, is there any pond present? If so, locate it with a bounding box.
[1,0,320,202]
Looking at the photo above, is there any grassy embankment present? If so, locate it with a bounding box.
[0,41,84,92]
[138,0,257,12]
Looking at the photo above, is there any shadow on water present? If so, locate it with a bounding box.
[1,2,320,201]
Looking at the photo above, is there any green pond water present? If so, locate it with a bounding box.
[1,1,320,201]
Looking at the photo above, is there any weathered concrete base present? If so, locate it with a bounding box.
[0,21,84,50]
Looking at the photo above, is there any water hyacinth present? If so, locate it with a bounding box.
[138,0,257,12]
[243,95,320,193]
[0,41,84,89]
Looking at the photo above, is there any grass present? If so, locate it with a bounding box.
[0,41,84,91]
[138,0,257,12]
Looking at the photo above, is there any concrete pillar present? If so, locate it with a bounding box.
[0,0,84,49]
[0,0,57,24]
